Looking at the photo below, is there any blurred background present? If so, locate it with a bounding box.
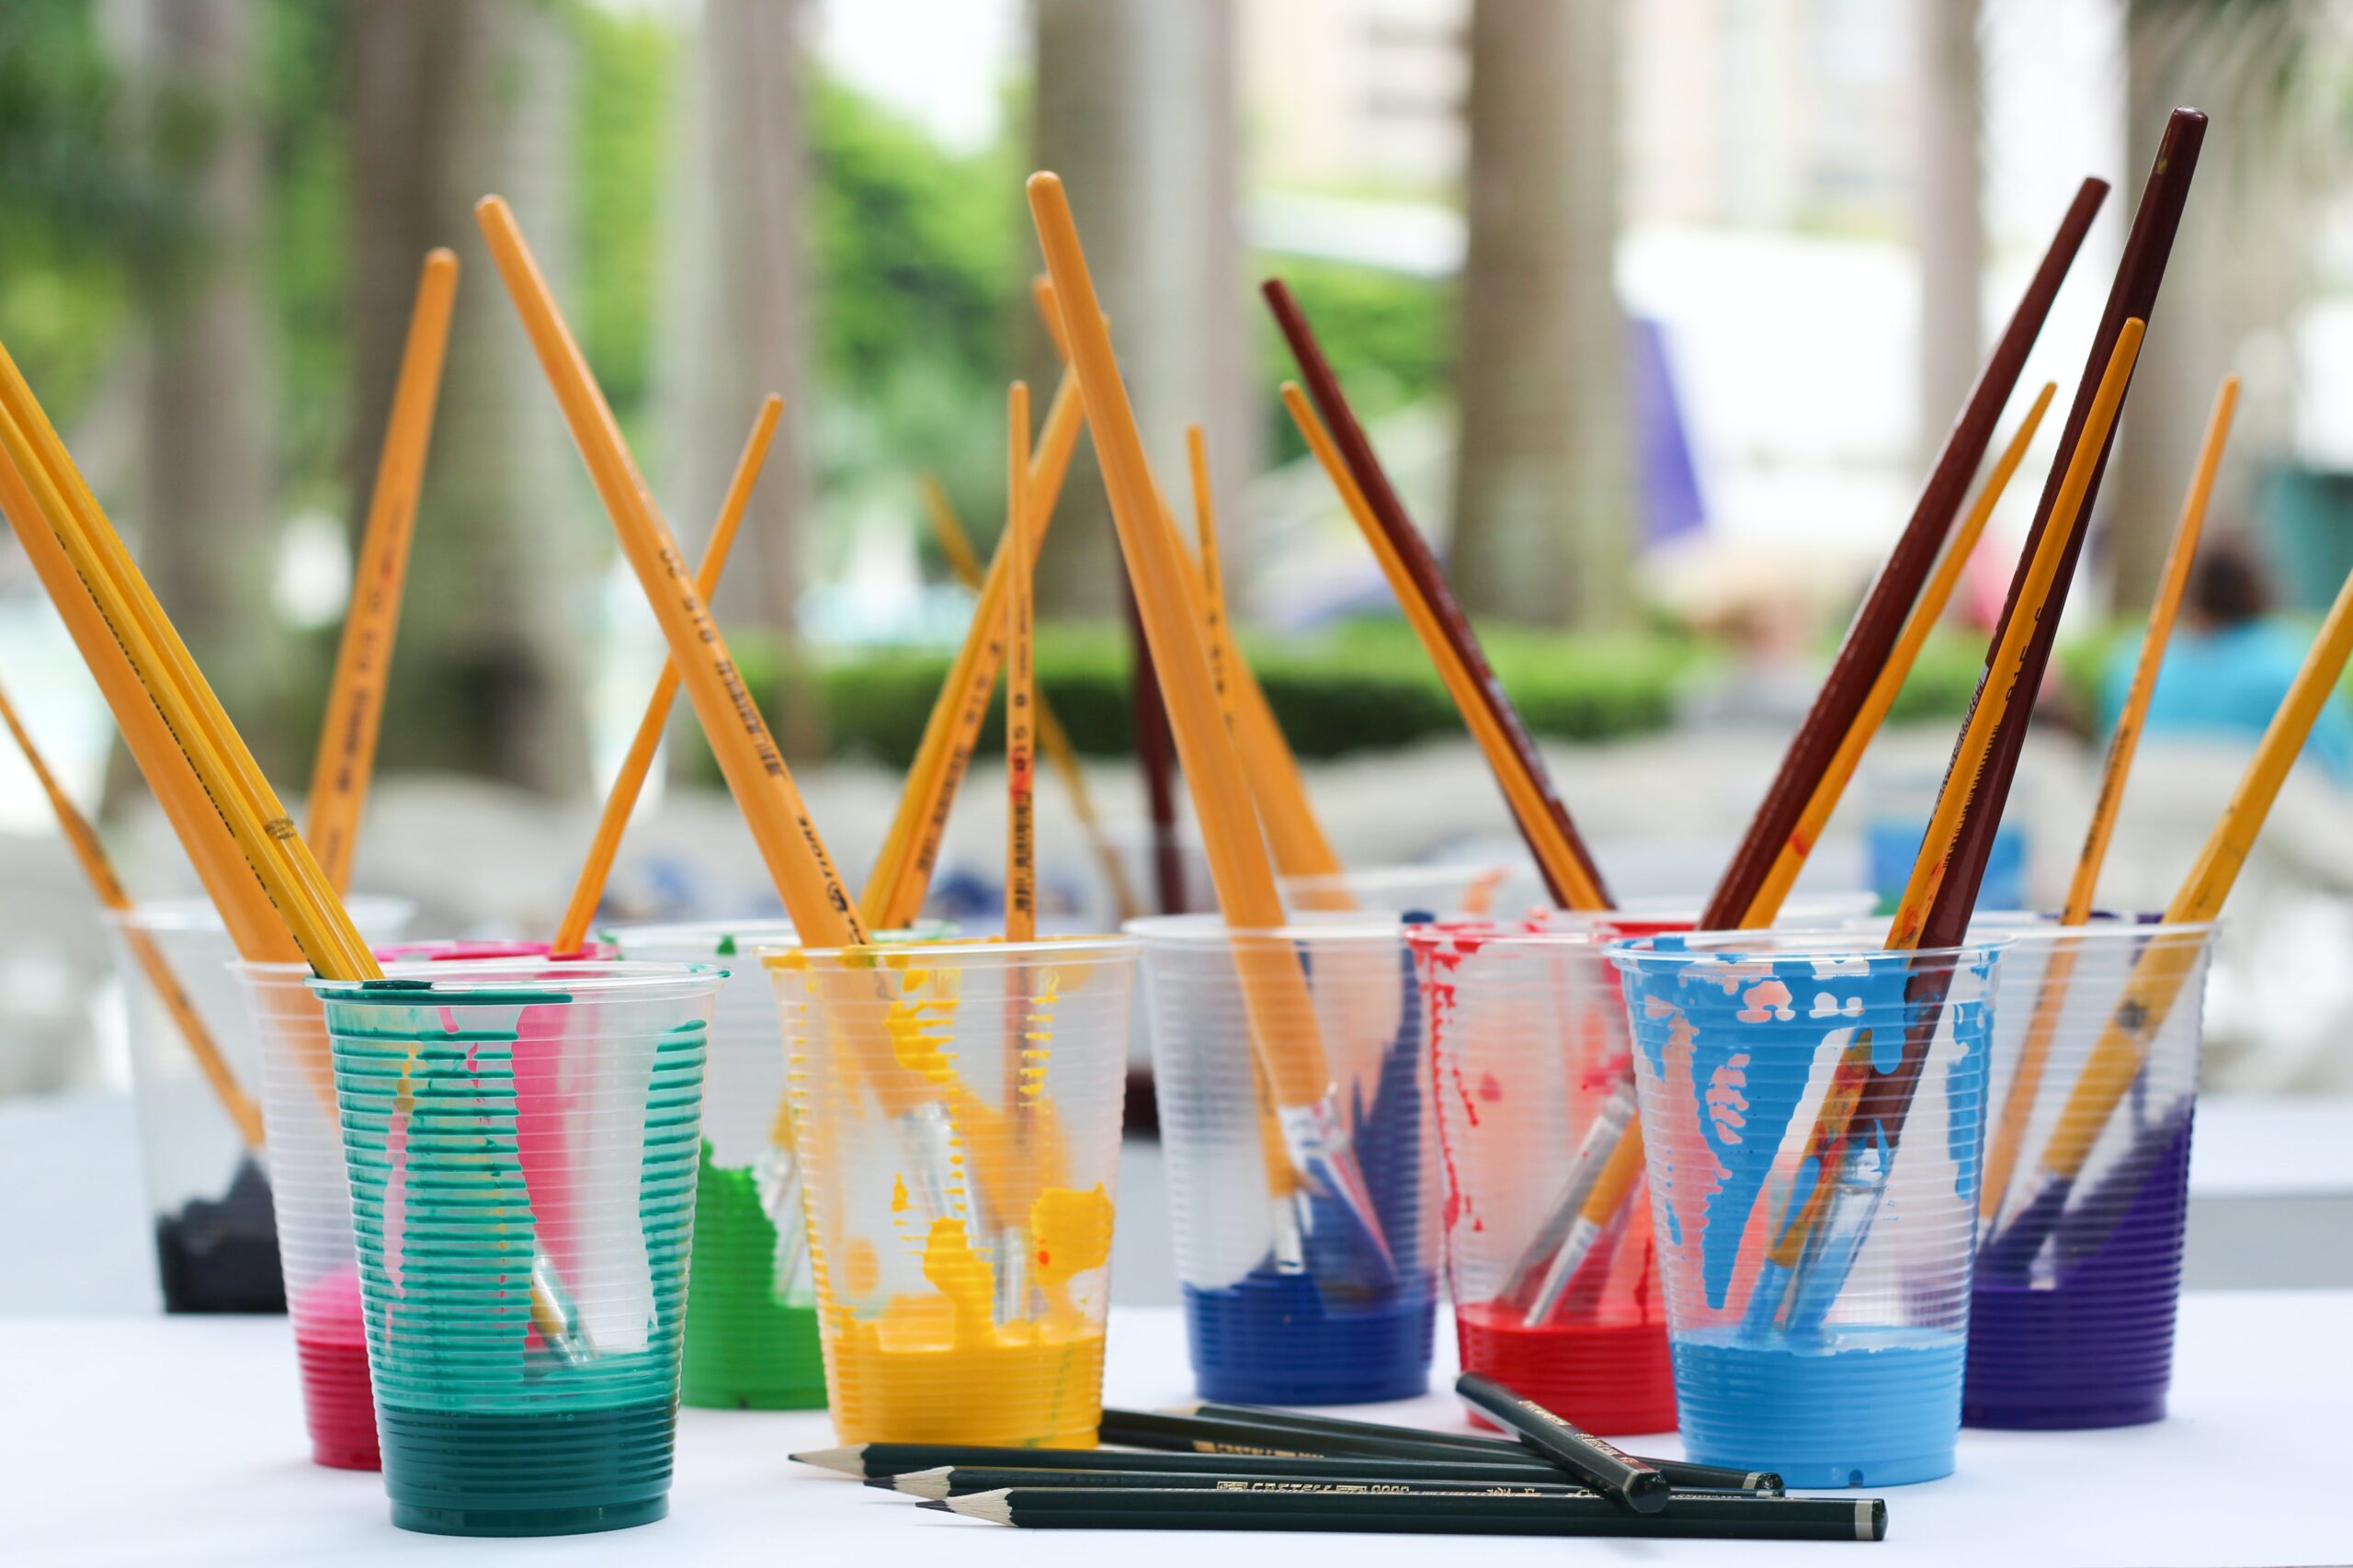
[6,0,2353,1119]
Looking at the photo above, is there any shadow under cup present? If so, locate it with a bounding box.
[1965,917,2217,1430]
[1614,932,2000,1487]
[317,960,720,1537]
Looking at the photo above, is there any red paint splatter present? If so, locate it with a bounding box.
[1476,1072,1504,1103]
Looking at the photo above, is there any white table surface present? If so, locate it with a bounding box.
[8,1293,2351,1567]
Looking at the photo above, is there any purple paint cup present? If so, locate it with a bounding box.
[1964,915,2217,1430]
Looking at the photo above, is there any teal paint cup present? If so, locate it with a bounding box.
[319,959,721,1536]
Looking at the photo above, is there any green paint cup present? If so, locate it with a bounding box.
[317,959,721,1537]
[602,919,951,1412]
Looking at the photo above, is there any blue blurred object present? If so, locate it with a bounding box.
[1864,816,2028,918]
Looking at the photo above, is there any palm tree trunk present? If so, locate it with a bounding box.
[347,0,591,793]
[2109,0,2305,612]
[1028,0,1251,620]
[659,0,824,759]
[1451,0,1634,629]
[1916,0,1986,466]
[118,0,280,756]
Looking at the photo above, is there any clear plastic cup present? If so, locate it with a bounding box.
[600,916,949,1411]
[1410,917,1680,1435]
[1131,912,1439,1404]
[318,958,721,1536]
[110,896,413,1313]
[1963,915,2217,1429]
[1279,862,1538,919]
[774,935,1135,1446]
[1613,930,2003,1486]
[240,938,606,1469]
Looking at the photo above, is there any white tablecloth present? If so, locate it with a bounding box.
[7,1292,2348,1567]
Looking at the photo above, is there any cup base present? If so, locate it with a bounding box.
[390,1497,668,1538]
[1962,1393,2165,1431]
[295,1335,381,1471]
[1183,1272,1434,1405]
[1672,1324,1962,1490]
[379,1399,676,1538]
[1456,1306,1676,1437]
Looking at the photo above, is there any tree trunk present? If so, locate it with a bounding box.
[118,0,280,756]
[657,0,823,760]
[2109,1,2305,612]
[1028,0,1251,621]
[347,0,591,793]
[1451,0,1634,629]
[1916,0,1985,468]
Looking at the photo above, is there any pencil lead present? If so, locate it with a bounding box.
[915,1500,950,1512]
[790,1445,867,1476]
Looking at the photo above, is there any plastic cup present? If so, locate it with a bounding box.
[110,896,413,1313]
[1411,916,1681,1435]
[1613,931,2002,1486]
[240,938,607,1469]
[1131,912,1439,1404]
[319,958,721,1536]
[775,935,1135,1446]
[1279,862,1537,920]
[601,916,949,1411]
[1962,915,2217,1430]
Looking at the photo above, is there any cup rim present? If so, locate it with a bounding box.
[1276,860,1518,894]
[108,893,415,936]
[1123,911,1409,945]
[309,957,725,1002]
[1954,909,2222,943]
[1609,929,2005,966]
[767,932,1140,967]
[601,915,953,956]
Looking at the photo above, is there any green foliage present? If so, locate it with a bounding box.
[700,619,1704,782]
[806,71,1021,535]
[1256,258,1453,461]
[574,4,676,441]
[0,0,180,425]
[262,0,350,515]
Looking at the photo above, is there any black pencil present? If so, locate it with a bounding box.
[881,1465,1586,1499]
[926,1487,1889,1541]
[1456,1372,1667,1513]
[797,1442,1553,1482]
[1167,1401,1782,1494]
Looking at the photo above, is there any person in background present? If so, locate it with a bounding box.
[2100,535,2353,784]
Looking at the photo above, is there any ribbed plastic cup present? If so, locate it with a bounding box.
[240,938,605,1470]
[775,935,1134,1446]
[1131,912,1438,1404]
[1411,915,1683,1436]
[1279,862,1536,919]
[319,959,720,1536]
[110,896,413,1314]
[602,917,951,1411]
[1614,931,2001,1487]
[1962,915,2216,1430]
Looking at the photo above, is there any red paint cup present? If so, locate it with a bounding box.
[1412,914,1685,1436]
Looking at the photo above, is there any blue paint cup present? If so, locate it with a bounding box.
[1131,913,1438,1404]
[1612,932,2002,1487]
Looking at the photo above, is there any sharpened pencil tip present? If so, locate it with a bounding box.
[789,1445,866,1476]
[893,1468,952,1501]
[916,1500,949,1512]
